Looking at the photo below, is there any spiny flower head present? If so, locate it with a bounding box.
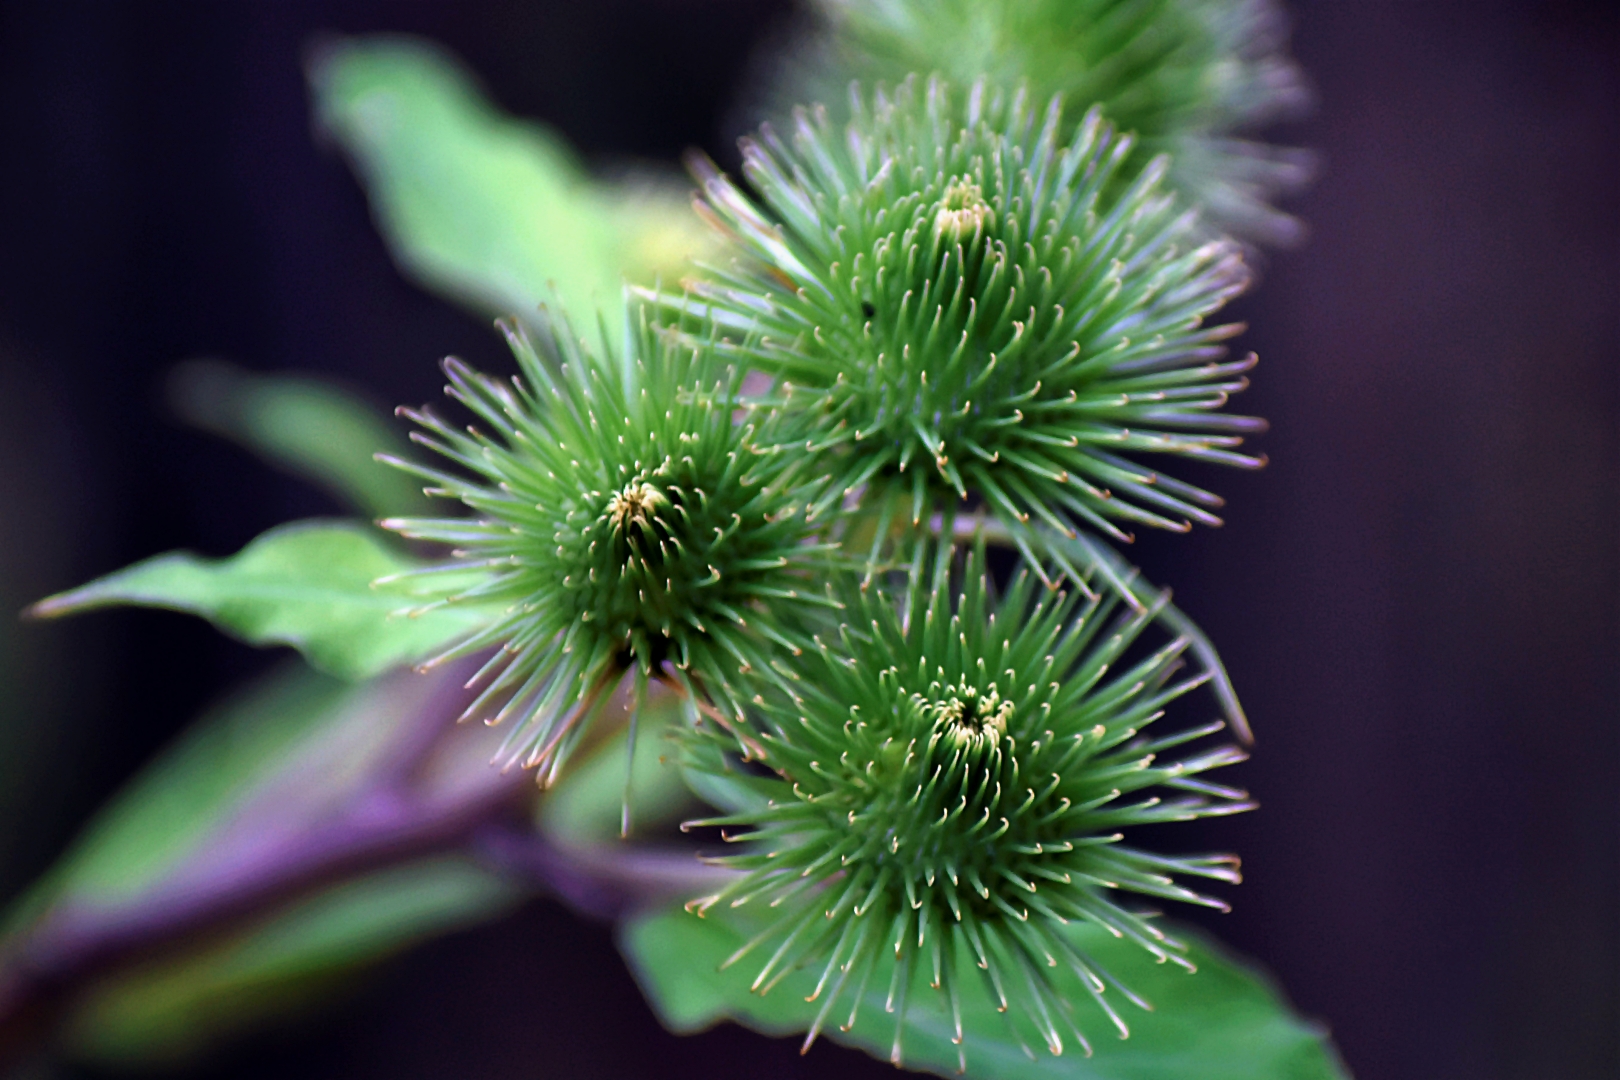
[775,0,1314,244]
[667,78,1264,545]
[379,310,841,784]
[683,547,1251,1068]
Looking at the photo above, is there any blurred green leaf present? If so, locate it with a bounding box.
[308,34,715,349]
[622,905,1347,1080]
[27,520,497,680]
[677,732,776,819]
[540,690,697,844]
[1,663,348,922]
[168,359,430,519]
[1,653,531,1065]
[61,857,522,1067]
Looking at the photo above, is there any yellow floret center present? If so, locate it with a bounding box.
[934,177,993,242]
[926,682,1014,749]
[604,481,666,535]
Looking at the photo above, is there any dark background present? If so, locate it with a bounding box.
[0,1,1615,1078]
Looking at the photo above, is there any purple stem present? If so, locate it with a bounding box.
[472,825,734,922]
[0,658,718,1058]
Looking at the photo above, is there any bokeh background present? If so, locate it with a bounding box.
[0,1,1614,1078]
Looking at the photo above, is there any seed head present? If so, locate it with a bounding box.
[662,78,1265,545]
[683,546,1251,1067]
[774,0,1314,245]
[378,310,843,784]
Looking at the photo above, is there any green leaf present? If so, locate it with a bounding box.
[168,359,430,519]
[1,663,348,920]
[2,656,531,1065]
[622,906,1347,1080]
[677,732,777,818]
[307,34,714,349]
[539,689,698,844]
[1,654,512,921]
[60,857,522,1066]
[27,520,498,680]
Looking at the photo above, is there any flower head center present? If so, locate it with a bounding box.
[927,682,1014,749]
[934,177,992,242]
[604,481,666,536]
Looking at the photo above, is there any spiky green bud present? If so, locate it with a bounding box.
[379,312,842,784]
[775,0,1314,244]
[683,547,1251,1067]
[664,79,1264,546]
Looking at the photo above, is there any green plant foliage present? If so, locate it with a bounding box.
[0,653,523,937]
[0,8,1333,1073]
[60,858,520,1067]
[379,311,845,785]
[27,522,499,680]
[774,0,1314,245]
[309,34,716,350]
[168,359,431,519]
[624,903,1346,1080]
[661,79,1262,548]
[0,663,347,926]
[680,547,1250,1066]
[1,658,534,1067]
[539,689,700,842]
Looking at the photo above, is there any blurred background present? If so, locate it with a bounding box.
[0,1,1614,1078]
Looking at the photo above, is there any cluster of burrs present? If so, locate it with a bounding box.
[385,58,1274,1069]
